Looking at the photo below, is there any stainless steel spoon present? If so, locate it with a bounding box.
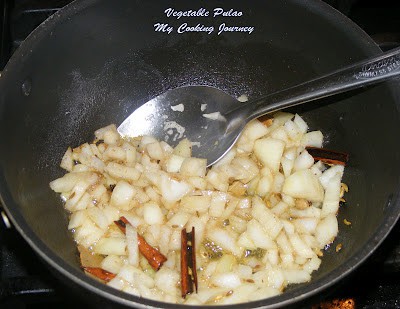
[118,47,400,166]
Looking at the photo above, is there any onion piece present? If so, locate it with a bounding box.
[254,138,286,172]
[211,272,242,289]
[94,237,127,256]
[282,169,324,202]
[315,214,339,248]
[110,180,136,210]
[126,224,139,267]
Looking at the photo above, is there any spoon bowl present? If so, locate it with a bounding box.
[118,86,245,165]
[118,47,400,166]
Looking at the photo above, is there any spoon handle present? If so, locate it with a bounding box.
[246,47,400,120]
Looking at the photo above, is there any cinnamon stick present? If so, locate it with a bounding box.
[114,216,167,271]
[114,217,128,233]
[181,227,198,298]
[137,234,167,270]
[83,267,116,282]
[306,146,349,166]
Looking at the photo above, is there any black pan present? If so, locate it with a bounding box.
[0,0,400,308]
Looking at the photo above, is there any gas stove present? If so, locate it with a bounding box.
[1,1,400,308]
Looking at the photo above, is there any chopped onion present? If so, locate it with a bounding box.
[51,111,347,305]
[254,138,285,172]
[126,224,139,266]
[93,237,127,256]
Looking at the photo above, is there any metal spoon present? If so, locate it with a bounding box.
[118,47,400,166]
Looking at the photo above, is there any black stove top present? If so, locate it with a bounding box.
[1,1,400,308]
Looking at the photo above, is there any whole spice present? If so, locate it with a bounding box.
[137,234,167,271]
[181,227,198,298]
[343,218,352,226]
[202,238,224,259]
[114,217,167,271]
[83,267,116,282]
[306,146,349,166]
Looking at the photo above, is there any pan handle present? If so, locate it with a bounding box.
[246,47,400,120]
